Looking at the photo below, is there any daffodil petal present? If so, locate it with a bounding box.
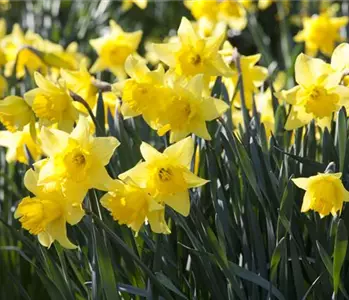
[292,177,309,190]
[91,137,120,165]
[140,142,163,162]
[183,170,209,188]
[163,191,190,216]
[164,136,194,168]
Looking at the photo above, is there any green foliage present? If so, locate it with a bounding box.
[2,1,349,299]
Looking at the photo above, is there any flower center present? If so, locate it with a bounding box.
[63,145,90,182]
[101,40,133,66]
[15,197,61,235]
[158,167,173,181]
[32,92,69,122]
[304,86,339,118]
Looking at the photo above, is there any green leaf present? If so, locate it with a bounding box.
[333,219,348,294]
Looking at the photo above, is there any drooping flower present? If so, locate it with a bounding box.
[0,95,34,132]
[152,17,232,79]
[15,168,84,249]
[279,53,349,130]
[24,72,79,132]
[293,173,349,218]
[1,24,47,78]
[221,41,268,110]
[294,10,348,57]
[90,20,142,79]
[37,115,119,194]
[101,179,170,234]
[157,74,229,143]
[119,137,208,216]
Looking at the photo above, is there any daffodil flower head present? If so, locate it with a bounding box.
[0,95,34,132]
[281,53,349,130]
[89,20,142,79]
[60,66,98,112]
[14,168,84,249]
[294,10,348,57]
[1,24,47,78]
[24,72,79,132]
[157,74,229,143]
[101,179,170,234]
[119,137,208,216]
[37,115,119,193]
[221,41,268,110]
[293,172,349,218]
[0,124,41,164]
[152,17,232,79]
[114,55,166,125]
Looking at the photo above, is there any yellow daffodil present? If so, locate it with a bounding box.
[37,115,119,194]
[24,72,79,132]
[119,137,208,216]
[60,66,98,111]
[101,179,170,234]
[121,0,147,11]
[113,55,166,129]
[0,74,7,97]
[293,173,349,218]
[0,124,41,164]
[90,20,142,79]
[221,41,268,110]
[0,96,34,132]
[15,168,84,249]
[294,10,348,57]
[184,0,251,31]
[157,74,229,143]
[152,17,232,79]
[280,53,349,130]
[258,0,273,10]
[1,24,47,78]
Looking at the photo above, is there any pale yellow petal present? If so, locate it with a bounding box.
[40,127,69,156]
[151,43,179,67]
[119,162,148,188]
[331,43,349,71]
[284,105,312,130]
[46,218,77,249]
[183,170,209,188]
[301,190,312,213]
[295,53,331,87]
[140,142,163,162]
[292,177,309,190]
[91,137,120,165]
[23,169,39,195]
[162,191,190,217]
[147,209,171,234]
[178,17,198,45]
[164,136,194,168]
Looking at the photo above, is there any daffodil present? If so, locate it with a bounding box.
[221,41,268,110]
[119,137,208,216]
[101,179,170,234]
[152,17,231,79]
[15,168,84,249]
[0,96,34,132]
[157,74,229,143]
[294,10,348,57]
[1,24,47,78]
[113,55,166,129]
[293,173,349,218]
[90,20,142,79]
[24,72,79,132]
[258,0,273,10]
[60,66,98,111]
[37,115,119,194]
[184,0,251,31]
[280,53,349,130]
[121,0,147,11]
[0,124,41,164]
